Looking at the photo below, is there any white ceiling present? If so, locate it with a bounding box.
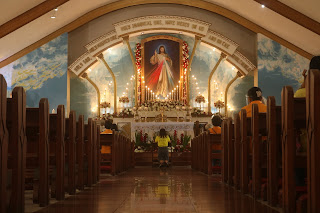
[0,0,319,64]
[0,0,46,25]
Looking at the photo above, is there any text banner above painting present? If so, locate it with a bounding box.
[202,30,239,56]
[114,16,210,37]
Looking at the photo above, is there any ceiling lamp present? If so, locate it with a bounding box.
[51,7,58,19]
[261,4,265,8]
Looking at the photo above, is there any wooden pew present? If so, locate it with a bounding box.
[96,124,101,182]
[222,119,228,184]
[233,114,241,190]
[92,122,98,184]
[48,105,65,200]
[281,86,307,213]
[207,133,222,175]
[84,118,93,186]
[6,86,27,212]
[251,104,267,199]
[100,132,114,175]
[240,109,249,194]
[76,115,84,190]
[0,75,9,213]
[305,69,320,213]
[227,118,234,186]
[100,131,132,176]
[65,111,77,195]
[26,98,50,206]
[267,96,282,206]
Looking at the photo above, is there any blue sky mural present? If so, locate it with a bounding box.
[258,34,309,104]
[0,33,68,112]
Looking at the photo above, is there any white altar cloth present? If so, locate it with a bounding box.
[138,111,187,118]
[131,121,194,139]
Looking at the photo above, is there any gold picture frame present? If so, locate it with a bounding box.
[140,35,185,103]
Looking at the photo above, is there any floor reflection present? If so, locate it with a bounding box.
[36,167,279,213]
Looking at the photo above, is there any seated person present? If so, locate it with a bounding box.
[295,56,320,98]
[239,87,267,118]
[209,115,222,134]
[101,119,118,134]
[239,87,267,153]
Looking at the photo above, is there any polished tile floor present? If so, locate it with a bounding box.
[36,167,279,213]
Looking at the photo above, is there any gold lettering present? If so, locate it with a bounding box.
[209,36,217,42]
[83,57,91,64]
[132,21,152,28]
[153,20,163,25]
[121,25,131,31]
[199,26,204,31]
[177,21,189,27]
[221,42,230,49]
[192,24,197,29]
[165,20,175,25]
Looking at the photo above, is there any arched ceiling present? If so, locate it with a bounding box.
[1,0,319,68]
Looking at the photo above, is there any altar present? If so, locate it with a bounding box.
[131,121,194,139]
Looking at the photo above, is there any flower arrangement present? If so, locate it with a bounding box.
[214,100,225,113]
[119,96,130,103]
[169,130,191,152]
[191,107,206,115]
[135,130,191,152]
[195,95,205,104]
[100,101,111,108]
[118,108,134,117]
[135,43,142,105]
[103,113,113,121]
[140,100,188,111]
[135,130,152,152]
[182,42,189,69]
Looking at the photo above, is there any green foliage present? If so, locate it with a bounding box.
[182,134,191,148]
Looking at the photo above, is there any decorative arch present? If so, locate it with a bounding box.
[0,0,312,69]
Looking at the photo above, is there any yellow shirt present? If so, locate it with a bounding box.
[155,136,170,147]
[239,100,267,118]
[294,88,306,98]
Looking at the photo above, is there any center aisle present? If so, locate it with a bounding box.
[36,167,279,213]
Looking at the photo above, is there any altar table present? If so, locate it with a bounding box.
[131,122,194,139]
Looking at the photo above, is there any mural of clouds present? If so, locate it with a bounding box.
[258,34,309,104]
[0,33,68,111]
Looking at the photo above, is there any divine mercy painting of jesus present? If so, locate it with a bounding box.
[143,37,181,98]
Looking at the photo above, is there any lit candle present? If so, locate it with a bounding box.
[177,85,179,100]
[145,86,147,101]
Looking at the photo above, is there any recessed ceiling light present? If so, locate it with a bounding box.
[54,8,58,11]
[141,32,144,35]
[261,4,265,8]
[51,15,56,19]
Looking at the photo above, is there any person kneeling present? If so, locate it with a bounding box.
[155,128,171,168]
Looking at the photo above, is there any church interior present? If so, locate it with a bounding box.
[0,0,320,212]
